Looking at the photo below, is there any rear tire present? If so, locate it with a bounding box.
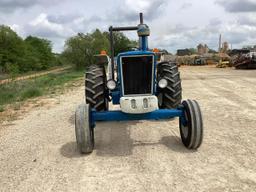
[75,104,94,154]
[157,61,182,109]
[85,65,108,111]
[179,100,203,149]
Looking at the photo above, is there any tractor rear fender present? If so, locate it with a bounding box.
[94,54,110,66]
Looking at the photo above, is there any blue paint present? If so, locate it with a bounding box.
[114,51,157,100]
[92,109,183,122]
[111,91,120,104]
[118,50,153,56]
[140,36,148,51]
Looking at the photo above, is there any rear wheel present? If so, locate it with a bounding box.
[179,100,203,149]
[85,65,108,111]
[157,61,182,109]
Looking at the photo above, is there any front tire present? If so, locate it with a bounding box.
[179,100,203,149]
[75,104,94,154]
[157,62,182,109]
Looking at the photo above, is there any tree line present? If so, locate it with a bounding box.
[0,25,60,74]
[62,29,137,69]
[0,25,137,74]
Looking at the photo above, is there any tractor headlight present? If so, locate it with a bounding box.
[107,80,116,90]
[158,78,168,88]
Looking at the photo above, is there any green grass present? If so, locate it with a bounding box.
[20,87,43,101]
[0,65,71,81]
[0,69,84,107]
[0,105,4,112]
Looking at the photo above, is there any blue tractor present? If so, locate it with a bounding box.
[75,13,203,153]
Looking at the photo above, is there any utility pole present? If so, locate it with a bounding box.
[219,34,222,52]
[218,34,222,65]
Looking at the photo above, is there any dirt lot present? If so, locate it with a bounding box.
[0,66,255,192]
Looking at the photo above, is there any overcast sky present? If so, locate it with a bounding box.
[1,0,256,53]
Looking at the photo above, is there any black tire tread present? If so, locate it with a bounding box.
[179,100,203,149]
[85,65,108,111]
[190,100,203,148]
[157,61,182,109]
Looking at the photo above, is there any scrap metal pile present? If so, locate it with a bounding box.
[174,47,256,69]
[175,54,217,66]
[233,51,256,69]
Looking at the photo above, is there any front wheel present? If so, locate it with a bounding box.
[75,104,94,154]
[179,100,203,149]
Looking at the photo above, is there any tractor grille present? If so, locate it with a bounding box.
[121,55,153,95]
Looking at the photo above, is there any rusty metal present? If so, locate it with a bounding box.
[233,52,256,69]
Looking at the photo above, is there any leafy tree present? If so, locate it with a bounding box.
[92,29,110,54]
[62,29,110,69]
[6,62,19,80]
[0,25,25,73]
[62,33,93,69]
[53,53,64,66]
[24,36,54,70]
[0,25,56,74]
[62,29,137,69]
[103,31,137,56]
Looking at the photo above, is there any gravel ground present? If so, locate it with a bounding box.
[0,66,255,192]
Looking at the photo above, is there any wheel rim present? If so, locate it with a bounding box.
[181,111,189,138]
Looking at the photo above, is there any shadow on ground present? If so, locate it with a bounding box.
[68,114,75,125]
[60,142,87,158]
[94,121,135,157]
[60,120,195,158]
